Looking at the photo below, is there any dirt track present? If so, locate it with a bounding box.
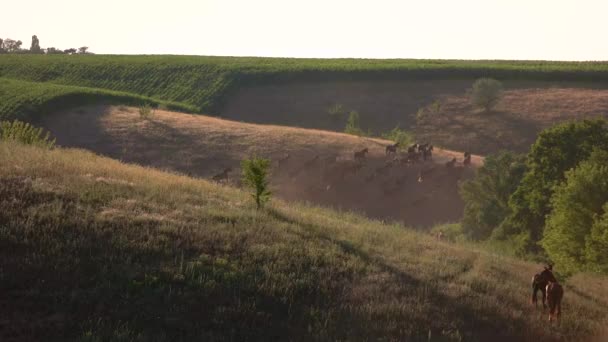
[38,105,481,228]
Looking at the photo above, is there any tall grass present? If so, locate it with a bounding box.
[1,141,607,341]
[0,119,55,148]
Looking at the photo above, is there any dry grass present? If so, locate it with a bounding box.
[1,142,607,341]
[36,105,481,228]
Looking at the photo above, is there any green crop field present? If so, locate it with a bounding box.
[2,55,608,118]
[0,78,195,120]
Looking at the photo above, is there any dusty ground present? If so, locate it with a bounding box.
[220,80,608,154]
[37,105,482,228]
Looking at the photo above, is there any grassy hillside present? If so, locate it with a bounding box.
[1,141,607,341]
[0,78,195,120]
[2,55,608,115]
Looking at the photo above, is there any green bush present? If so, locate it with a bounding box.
[586,206,608,273]
[0,119,55,148]
[382,125,414,149]
[503,119,608,249]
[471,78,503,111]
[344,111,365,136]
[459,151,526,240]
[542,149,608,274]
[430,223,466,242]
[138,104,155,120]
[241,157,272,209]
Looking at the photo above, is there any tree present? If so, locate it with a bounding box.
[64,48,77,54]
[45,47,64,54]
[460,151,527,240]
[0,38,4,53]
[78,46,89,54]
[471,78,503,111]
[344,111,364,136]
[502,119,608,252]
[585,205,608,274]
[30,35,42,53]
[542,149,608,274]
[2,38,23,53]
[241,157,272,210]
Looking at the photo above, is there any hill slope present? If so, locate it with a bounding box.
[221,80,608,154]
[1,142,607,341]
[37,105,482,228]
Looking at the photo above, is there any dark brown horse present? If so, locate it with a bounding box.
[546,282,563,322]
[463,154,471,167]
[385,143,399,156]
[531,266,557,309]
[354,148,369,162]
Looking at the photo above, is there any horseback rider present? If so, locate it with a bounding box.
[540,264,557,283]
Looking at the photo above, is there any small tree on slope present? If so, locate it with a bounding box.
[241,157,272,210]
[471,78,503,112]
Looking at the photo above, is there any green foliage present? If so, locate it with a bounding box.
[585,205,608,273]
[504,119,608,247]
[0,78,194,121]
[0,120,55,148]
[429,99,442,114]
[138,104,155,120]
[241,156,271,209]
[471,78,503,111]
[344,111,365,136]
[430,223,466,242]
[382,125,414,149]
[459,152,526,240]
[415,107,426,123]
[542,149,608,274]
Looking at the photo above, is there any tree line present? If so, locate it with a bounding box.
[0,35,91,55]
[460,119,608,275]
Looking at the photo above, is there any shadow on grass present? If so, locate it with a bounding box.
[267,207,549,342]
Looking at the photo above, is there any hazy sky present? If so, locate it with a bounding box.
[4,0,607,60]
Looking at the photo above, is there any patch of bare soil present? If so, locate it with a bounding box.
[221,80,608,154]
[37,106,482,228]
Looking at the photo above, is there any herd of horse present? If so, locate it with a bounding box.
[211,141,474,184]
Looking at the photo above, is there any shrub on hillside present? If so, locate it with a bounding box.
[138,104,155,120]
[0,120,55,148]
[542,149,608,274]
[471,78,503,111]
[344,111,365,136]
[459,151,526,240]
[382,125,414,149]
[241,157,272,210]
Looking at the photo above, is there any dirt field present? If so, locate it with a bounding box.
[221,80,608,154]
[37,105,482,228]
